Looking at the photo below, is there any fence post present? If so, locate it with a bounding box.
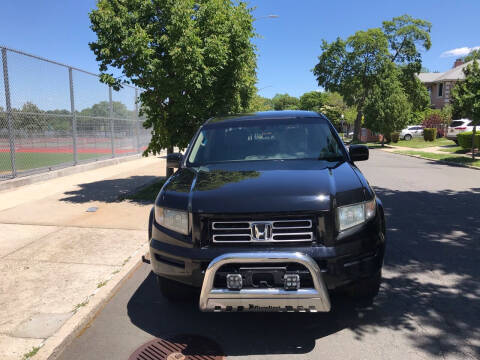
[134,88,140,153]
[108,86,114,157]
[1,48,16,178]
[68,67,78,165]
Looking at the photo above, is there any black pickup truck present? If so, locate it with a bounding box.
[148,110,386,312]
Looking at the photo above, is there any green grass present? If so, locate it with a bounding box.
[121,178,167,203]
[394,150,480,168]
[22,346,41,360]
[73,300,89,312]
[0,152,108,173]
[436,145,470,154]
[97,280,108,288]
[394,137,455,148]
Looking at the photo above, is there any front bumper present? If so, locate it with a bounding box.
[199,252,331,312]
[149,223,385,292]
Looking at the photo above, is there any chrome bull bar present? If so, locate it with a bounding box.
[199,252,331,312]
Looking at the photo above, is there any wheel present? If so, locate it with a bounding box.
[345,271,381,305]
[156,275,194,301]
[404,134,412,141]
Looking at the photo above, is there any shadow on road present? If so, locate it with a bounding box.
[60,175,158,204]
[126,186,480,358]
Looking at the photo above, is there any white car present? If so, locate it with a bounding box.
[447,119,473,143]
[400,125,424,141]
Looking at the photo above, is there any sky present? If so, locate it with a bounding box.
[0,0,479,107]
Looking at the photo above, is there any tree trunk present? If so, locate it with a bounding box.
[353,109,363,143]
[166,145,174,178]
[472,125,477,161]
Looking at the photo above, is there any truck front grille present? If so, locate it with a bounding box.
[211,219,314,243]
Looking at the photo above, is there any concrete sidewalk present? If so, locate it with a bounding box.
[0,155,165,360]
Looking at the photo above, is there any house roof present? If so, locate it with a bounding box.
[417,60,478,83]
[417,72,442,83]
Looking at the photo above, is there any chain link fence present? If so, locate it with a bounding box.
[0,46,150,180]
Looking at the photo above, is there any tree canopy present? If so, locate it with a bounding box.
[464,49,480,62]
[271,93,299,110]
[313,14,431,141]
[451,58,480,159]
[89,0,257,161]
[364,65,411,145]
[298,91,326,112]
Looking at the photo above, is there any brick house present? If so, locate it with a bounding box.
[417,59,478,109]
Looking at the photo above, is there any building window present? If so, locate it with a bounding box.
[438,83,443,97]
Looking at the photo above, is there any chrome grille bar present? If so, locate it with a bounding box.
[211,219,313,243]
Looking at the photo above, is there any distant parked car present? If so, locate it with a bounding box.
[447,119,473,144]
[400,125,424,141]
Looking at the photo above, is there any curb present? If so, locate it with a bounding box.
[0,154,144,192]
[388,150,480,171]
[33,243,150,360]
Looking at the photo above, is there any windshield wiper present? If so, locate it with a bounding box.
[318,155,345,162]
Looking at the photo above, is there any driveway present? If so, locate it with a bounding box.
[57,150,480,360]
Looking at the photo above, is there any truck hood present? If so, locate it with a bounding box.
[157,160,369,214]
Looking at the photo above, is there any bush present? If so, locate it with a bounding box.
[457,131,480,149]
[423,128,437,141]
[390,132,400,143]
[422,112,447,137]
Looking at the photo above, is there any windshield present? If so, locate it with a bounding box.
[187,118,345,166]
[450,120,469,127]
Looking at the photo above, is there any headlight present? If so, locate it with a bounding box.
[155,206,189,235]
[337,199,376,231]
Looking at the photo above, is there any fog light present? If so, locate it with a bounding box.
[226,274,243,289]
[284,274,300,290]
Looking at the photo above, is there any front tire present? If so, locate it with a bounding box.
[404,134,412,141]
[156,275,194,301]
[345,271,381,305]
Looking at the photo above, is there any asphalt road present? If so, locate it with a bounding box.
[57,150,480,360]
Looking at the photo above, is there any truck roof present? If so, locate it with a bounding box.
[205,110,325,125]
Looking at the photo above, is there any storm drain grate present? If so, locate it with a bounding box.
[128,334,224,360]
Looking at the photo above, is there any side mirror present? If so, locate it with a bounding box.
[166,152,183,169]
[349,145,369,162]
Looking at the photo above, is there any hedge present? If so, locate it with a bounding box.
[458,131,480,149]
[390,132,400,143]
[423,128,437,141]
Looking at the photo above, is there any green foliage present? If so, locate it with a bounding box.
[451,57,480,158]
[363,65,411,139]
[79,101,133,119]
[391,132,400,142]
[271,93,299,110]
[457,131,480,149]
[451,59,480,124]
[247,94,273,112]
[299,91,326,112]
[423,128,437,141]
[89,0,257,154]
[314,14,431,140]
[464,49,480,62]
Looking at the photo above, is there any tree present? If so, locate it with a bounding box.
[451,58,480,159]
[271,93,299,110]
[314,28,390,141]
[464,49,480,62]
[314,15,431,141]
[383,15,432,114]
[247,94,273,112]
[89,0,257,175]
[299,91,326,112]
[364,65,411,146]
